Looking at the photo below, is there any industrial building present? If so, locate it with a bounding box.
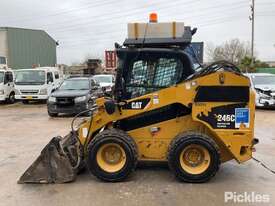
[67,59,103,75]
[0,27,57,69]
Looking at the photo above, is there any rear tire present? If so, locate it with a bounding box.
[87,129,138,182]
[168,132,220,183]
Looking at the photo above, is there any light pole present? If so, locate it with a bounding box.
[250,0,255,68]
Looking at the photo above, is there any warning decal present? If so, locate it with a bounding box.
[197,103,249,129]
[235,108,250,128]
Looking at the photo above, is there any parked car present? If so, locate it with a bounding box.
[47,77,102,117]
[246,73,275,108]
[92,74,115,94]
[0,68,15,103]
[14,67,63,104]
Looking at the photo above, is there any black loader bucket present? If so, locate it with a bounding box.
[18,134,81,184]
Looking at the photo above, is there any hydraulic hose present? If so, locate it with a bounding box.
[69,105,98,169]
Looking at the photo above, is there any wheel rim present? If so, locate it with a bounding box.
[179,144,211,175]
[96,143,126,173]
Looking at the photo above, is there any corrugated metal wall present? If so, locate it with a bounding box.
[5,28,56,69]
[0,29,8,61]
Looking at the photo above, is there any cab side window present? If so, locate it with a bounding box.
[125,57,183,99]
[4,72,13,84]
[0,57,6,64]
[47,72,54,84]
[8,72,13,82]
[54,72,59,79]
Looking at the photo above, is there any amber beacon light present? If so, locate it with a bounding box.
[149,13,158,23]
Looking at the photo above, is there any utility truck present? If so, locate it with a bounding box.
[14,67,62,103]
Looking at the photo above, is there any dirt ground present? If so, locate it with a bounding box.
[0,103,274,206]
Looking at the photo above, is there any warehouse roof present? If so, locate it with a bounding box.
[0,27,57,44]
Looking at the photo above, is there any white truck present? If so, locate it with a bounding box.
[14,67,63,103]
[92,74,115,94]
[0,68,16,103]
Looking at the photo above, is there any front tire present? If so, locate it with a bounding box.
[22,100,29,104]
[168,132,220,183]
[87,129,138,182]
[48,110,58,117]
[7,92,15,104]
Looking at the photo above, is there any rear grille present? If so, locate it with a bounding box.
[56,97,75,106]
[20,90,39,94]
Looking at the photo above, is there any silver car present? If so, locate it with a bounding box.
[246,73,275,108]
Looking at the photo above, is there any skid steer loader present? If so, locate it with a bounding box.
[18,14,258,184]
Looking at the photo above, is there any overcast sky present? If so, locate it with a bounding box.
[0,0,274,65]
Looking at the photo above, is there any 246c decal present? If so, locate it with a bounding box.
[216,114,235,122]
[197,104,249,129]
[215,114,235,128]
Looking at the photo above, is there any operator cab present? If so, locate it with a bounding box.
[114,14,196,101]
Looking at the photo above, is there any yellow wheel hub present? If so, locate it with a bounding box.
[96,143,126,173]
[179,144,211,175]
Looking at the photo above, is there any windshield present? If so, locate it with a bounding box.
[0,72,3,83]
[59,79,90,90]
[15,70,45,85]
[93,76,112,83]
[252,76,275,85]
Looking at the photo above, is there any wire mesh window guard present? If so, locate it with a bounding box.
[126,58,183,98]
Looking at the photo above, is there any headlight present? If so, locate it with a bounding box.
[255,89,271,99]
[39,88,48,95]
[75,96,87,103]
[258,92,271,99]
[0,90,4,95]
[103,86,112,92]
[48,96,56,103]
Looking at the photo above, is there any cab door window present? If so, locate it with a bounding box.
[47,72,54,84]
[4,72,8,84]
[8,72,13,82]
[4,72,12,84]
[125,57,183,98]
[54,72,59,79]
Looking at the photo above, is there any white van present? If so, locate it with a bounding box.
[14,67,63,103]
[0,68,15,103]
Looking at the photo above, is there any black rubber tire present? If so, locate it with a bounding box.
[48,110,58,117]
[22,100,29,104]
[40,100,47,104]
[168,132,220,183]
[87,129,138,182]
[7,92,15,104]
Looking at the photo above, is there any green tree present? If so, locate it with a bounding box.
[207,39,251,65]
[239,56,269,72]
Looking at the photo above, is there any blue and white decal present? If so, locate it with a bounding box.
[235,108,250,128]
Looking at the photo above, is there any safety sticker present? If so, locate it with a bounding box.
[235,108,250,128]
[153,94,159,104]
